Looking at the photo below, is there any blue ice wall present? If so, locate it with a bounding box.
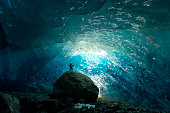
[0,0,170,112]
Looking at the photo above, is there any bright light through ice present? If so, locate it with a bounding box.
[78,49,107,56]
[70,41,108,56]
[90,73,116,96]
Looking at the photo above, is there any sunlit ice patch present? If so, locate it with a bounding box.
[70,51,139,95]
[62,40,139,95]
[72,54,110,95]
[69,41,108,56]
[70,54,120,96]
[65,40,110,70]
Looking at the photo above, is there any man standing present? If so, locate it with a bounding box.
[69,63,73,71]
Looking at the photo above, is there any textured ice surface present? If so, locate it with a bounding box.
[0,0,170,112]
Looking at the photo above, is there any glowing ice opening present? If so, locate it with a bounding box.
[76,49,108,56]
[66,41,108,57]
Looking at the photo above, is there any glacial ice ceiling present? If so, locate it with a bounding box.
[0,0,170,112]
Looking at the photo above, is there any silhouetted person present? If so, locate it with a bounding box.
[69,63,73,71]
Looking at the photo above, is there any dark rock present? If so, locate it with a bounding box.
[104,109,114,113]
[109,103,119,110]
[0,93,20,113]
[89,106,95,111]
[0,92,161,113]
[41,99,61,112]
[53,71,99,103]
[10,92,61,113]
[85,111,91,113]
[126,107,137,111]
[79,99,86,103]
[95,107,103,112]
[65,97,74,103]
[81,107,88,112]
[94,111,100,113]
[117,110,126,113]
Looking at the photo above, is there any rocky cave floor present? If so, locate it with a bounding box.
[0,92,163,113]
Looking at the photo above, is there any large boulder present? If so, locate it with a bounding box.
[53,71,99,103]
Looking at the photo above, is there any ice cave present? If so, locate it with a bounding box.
[0,0,169,112]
